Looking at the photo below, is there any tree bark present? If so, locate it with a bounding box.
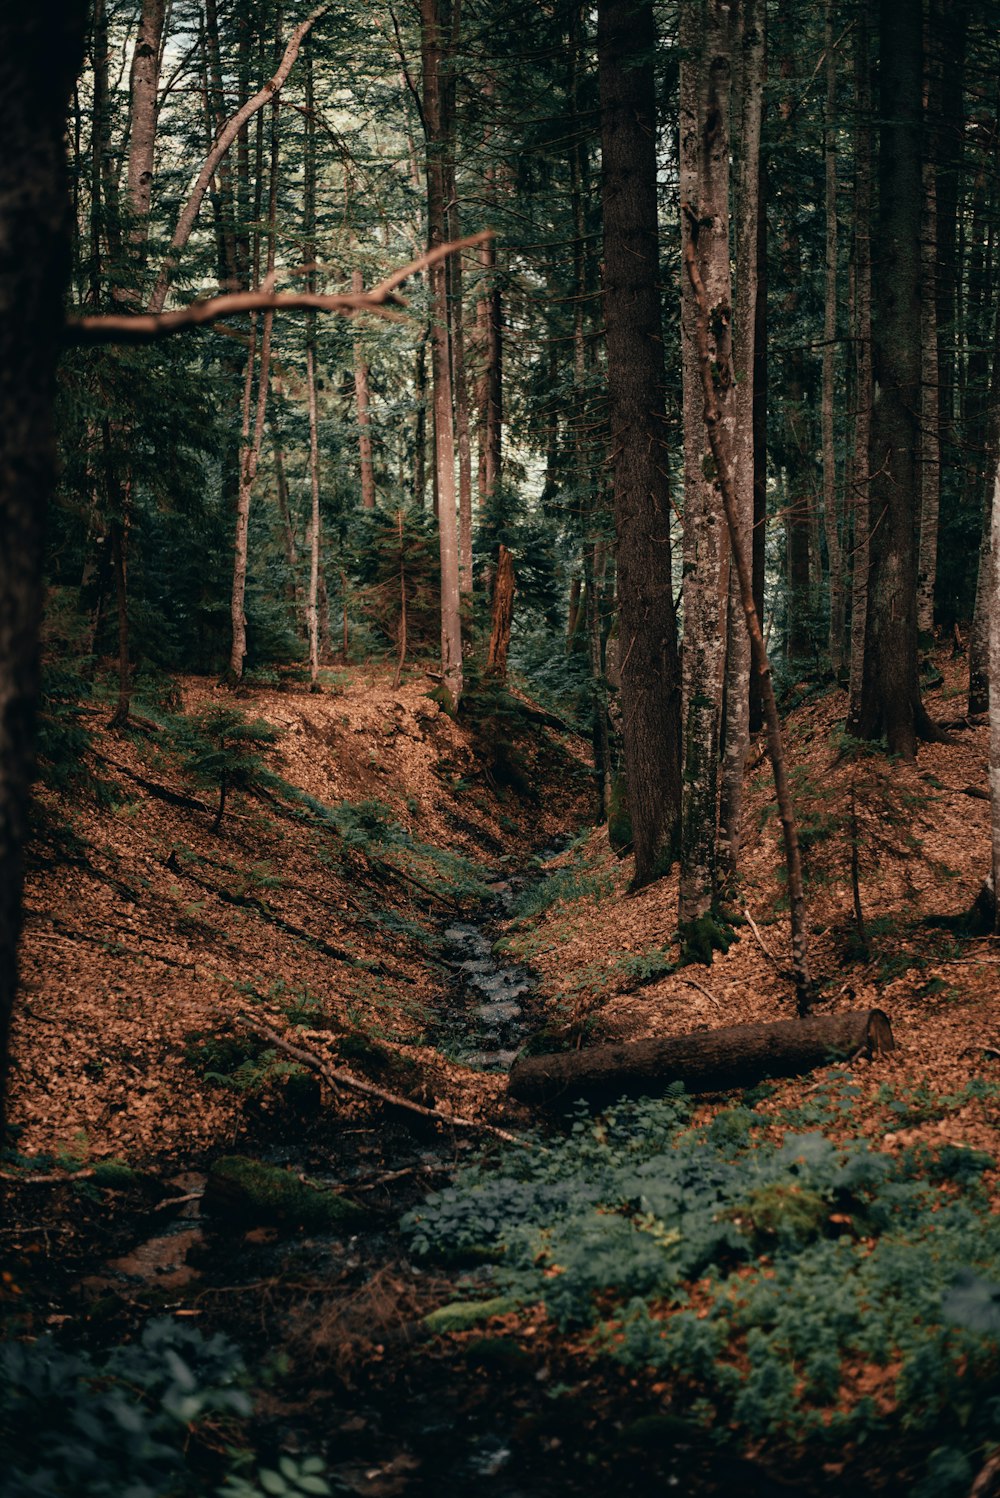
[421,0,463,705]
[858,0,928,757]
[509,1010,895,1106]
[123,0,167,299]
[821,0,845,677]
[228,55,279,684]
[598,0,682,886]
[0,3,86,1132]
[351,268,377,510]
[683,205,813,1011]
[916,10,941,643]
[679,0,734,924]
[487,544,515,679]
[989,439,1000,932]
[720,0,764,882]
[847,1,873,730]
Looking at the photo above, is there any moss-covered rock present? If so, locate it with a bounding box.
[422,1296,518,1334]
[204,1156,369,1235]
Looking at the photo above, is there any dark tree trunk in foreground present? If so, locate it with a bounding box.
[509,1010,895,1106]
[858,0,930,756]
[598,0,682,885]
[0,6,86,1133]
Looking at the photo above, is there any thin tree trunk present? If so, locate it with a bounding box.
[394,509,407,688]
[421,0,463,704]
[123,0,167,299]
[303,39,322,689]
[475,163,502,506]
[679,0,734,925]
[445,158,474,595]
[720,0,764,883]
[351,268,377,510]
[413,336,428,508]
[598,0,682,886]
[269,382,304,631]
[683,229,812,1012]
[847,0,873,729]
[821,0,844,676]
[749,149,767,734]
[487,544,515,679]
[228,53,279,685]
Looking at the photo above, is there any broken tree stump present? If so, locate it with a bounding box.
[508,1009,895,1106]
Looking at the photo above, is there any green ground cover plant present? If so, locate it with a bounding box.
[402,1092,1000,1493]
[0,1317,332,1498]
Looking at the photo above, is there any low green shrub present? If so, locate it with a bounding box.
[402,1094,1000,1490]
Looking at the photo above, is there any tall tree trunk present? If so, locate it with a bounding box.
[821,0,845,676]
[421,0,463,704]
[679,0,735,925]
[931,0,968,494]
[123,0,167,300]
[598,0,682,886]
[444,134,474,595]
[988,404,1000,923]
[684,201,812,1011]
[917,113,941,640]
[0,1,86,1134]
[720,0,764,883]
[303,39,323,688]
[969,301,1000,715]
[858,0,931,756]
[749,149,768,735]
[475,164,502,507]
[269,369,304,632]
[351,268,377,510]
[847,0,873,729]
[228,36,279,685]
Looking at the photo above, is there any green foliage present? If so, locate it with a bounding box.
[403,1093,1000,1483]
[607,775,632,854]
[0,1318,252,1498]
[172,707,280,829]
[33,664,125,807]
[219,1455,332,1498]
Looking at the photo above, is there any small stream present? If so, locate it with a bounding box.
[435,848,564,1071]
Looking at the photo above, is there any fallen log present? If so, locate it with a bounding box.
[508,1009,895,1107]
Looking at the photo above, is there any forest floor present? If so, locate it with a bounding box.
[3,652,1000,1497]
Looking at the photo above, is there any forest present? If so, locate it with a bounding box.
[2,0,1000,1493]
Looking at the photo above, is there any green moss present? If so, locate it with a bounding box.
[678,913,735,966]
[607,774,632,853]
[91,1159,146,1191]
[422,1296,518,1334]
[205,1156,369,1235]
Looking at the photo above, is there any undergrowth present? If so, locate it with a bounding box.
[403,1090,1000,1493]
[0,1317,331,1498]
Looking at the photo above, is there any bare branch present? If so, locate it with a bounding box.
[66,232,494,344]
[146,3,330,315]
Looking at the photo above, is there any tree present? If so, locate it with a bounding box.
[420,0,463,707]
[857,0,934,755]
[598,0,682,886]
[0,4,87,1133]
[678,0,734,927]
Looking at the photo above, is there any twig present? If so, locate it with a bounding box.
[683,976,722,1011]
[743,907,779,965]
[237,1013,522,1146]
